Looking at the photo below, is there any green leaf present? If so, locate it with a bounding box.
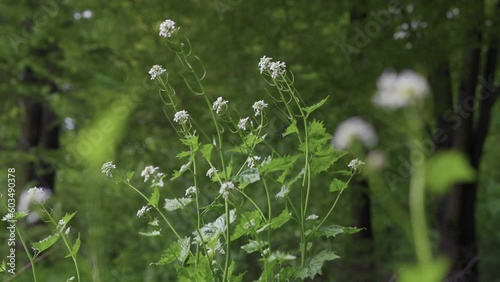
[233,168,260,185]
[425,151,475,194]
[148,187,160,207]
[14,211,29,220]
[164,197,193,211]
[241,240,267,254]
[260,154,301,175]
[180,135,199,149]
[329,179,348,192]
[126,170,135,182]
[200,144,213,161]
[170,161,192,181]
[65,233,81,258]
[283,119,299,137]
[227,260,245,282]
[176,150,191,159]
[32,234,61,254]
[302,97,329,117]
[268,251,297,262]
[232,210,263,240]
[0,261,6,273]
[295,249,339,279]
[270,208,291,229]
[315,225,364,238]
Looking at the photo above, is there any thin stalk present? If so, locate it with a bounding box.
[16,227,37,282]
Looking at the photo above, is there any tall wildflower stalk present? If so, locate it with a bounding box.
[104,18,362,281]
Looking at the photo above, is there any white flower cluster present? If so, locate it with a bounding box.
[306,214,319,221]
[149,64,166,80]
[348,159,365,171]
[252,100,268,116]
[159,19,179,38]
[185,186,197,197]
[258,56,286,78]
[141,165,164,187]
[137,205,152,218]
[212,97,228,114]
[219,181,235,199]
[173,110,189,124]
[28,187,44,196]
[372,70,429,109]
[332,117,378,150]
[238,117,252,130]
[206,167,218,178]
[101,161,116,177]
[246,155,261,168]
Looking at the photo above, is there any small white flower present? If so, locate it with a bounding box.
[212,97,228,114]
[252,100,268,116]
[206,167,218,178]
[148,64,166,80]
[348,159,365,171]
[141,166,159,182]
[159,19,179,38]
[185,186,197,196]
[219,181,235,199]
[174,110,189,124]
[137,206,152,218]
[246,155,261,168]
[152,173,164,187]
[1,213,14,222]
[238,117,252,130]
[258,55,272,74]
[57,219,66,228]
[332,117,378,150]
[262,248,270,256]
[65,227,71,235]
[306,214,319,221]
[269,61,286,78]
[101,161,116,177]
[372,70,429,109]
[28,187,44,196]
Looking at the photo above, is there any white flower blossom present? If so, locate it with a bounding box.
[348,159,365,171]
[174,110,189,124]
[372,70,429,109]
[101,161,116,177]
[238,117,252,130]
[149,64,166,80]
[252,100,268,116]
[152,173,164,187]
[332,117,378,150]
[185,186,197,196]
[212,97,228,114]
[141,166,159,182]
[246,155,261,168]
[219,181,235,199]
[306,214,319,221]
[28,187,44,196]
[137,206,152,218]
[159,19,179,38]
[269,61,286,78]
[258,55,272,74]
[206,167,218,178]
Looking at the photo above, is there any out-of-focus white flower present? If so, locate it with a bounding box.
[137,206,152,218]
[269,61,286,78]
[141,166,159,182]
[65,227,71,235]
[185,186,197,196]
[238,117,252,130]
[206,167,218,178]
[149,65,166,80]
[258,56,272,74]
[212,97,228,114]
[246,156,261,168]
[219,181,235,199]
[372,70,429,109]
[67,277,75,281]
[332,117,378,150]
[18,187,53,224]
[174,110,189,124]
[159,19,179,38]
[101,161,116,177]
[348,159,365,171]
[252,100,268,116]
[306,214,319,221]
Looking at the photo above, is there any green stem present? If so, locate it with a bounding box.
[16,226,37,282]
[222,200,231,282]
